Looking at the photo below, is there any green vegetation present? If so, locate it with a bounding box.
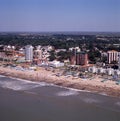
[0,32,120,64]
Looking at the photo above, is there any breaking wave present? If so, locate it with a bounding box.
[82,98,101,104]
[56,90,79,96]
[0,77,53,91]
[0,75,6,78]
[115,102,120,106]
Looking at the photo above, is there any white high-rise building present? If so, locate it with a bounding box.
[25,45,34,62]
[107,50,119,64]
[118,52,120,70]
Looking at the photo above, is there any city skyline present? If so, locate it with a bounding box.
[0,0,120,32]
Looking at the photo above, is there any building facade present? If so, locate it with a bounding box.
[25,45,34,62]
[76,52,88,65]
[118,52,120,70]
[70,51,88,66]
[107,50,119,64]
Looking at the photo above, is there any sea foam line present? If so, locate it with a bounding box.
[0,75,6,77]
[0,74,109,97]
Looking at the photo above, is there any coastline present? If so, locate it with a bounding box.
[0,66,120,98]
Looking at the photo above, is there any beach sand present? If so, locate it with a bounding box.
[0,66,120,97]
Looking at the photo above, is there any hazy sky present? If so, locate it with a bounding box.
[0,0,120,32]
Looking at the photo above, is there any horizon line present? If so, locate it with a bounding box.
[0,30,120,33]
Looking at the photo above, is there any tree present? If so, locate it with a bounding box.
[101,56,107,63]
[49,50,56,61]
[57,51,72,62]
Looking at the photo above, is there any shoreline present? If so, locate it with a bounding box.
[0,66,120,98]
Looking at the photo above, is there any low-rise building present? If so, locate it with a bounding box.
[88,66,120,76]
[49,61,64,68]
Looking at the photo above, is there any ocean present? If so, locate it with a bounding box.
[0,75,120,121]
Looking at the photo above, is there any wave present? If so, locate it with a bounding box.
[0,77,54,91]
[0,75,6,78]
[115,102,120,106]
[56,90,79,96]
[9,77,55,87]
[82,98,101,104]
[0,75,110,98]
[53,84,92,93]
[0,75,92,94]
[0,81,39,91]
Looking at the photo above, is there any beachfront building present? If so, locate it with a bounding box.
[107,50,119,64]
[69,47,80,65]
[70,50,88,66]
[25,45,34,62]
[34,49,43,65]
[114,70,120,76]
[49,61,64,68]
[88,66,105,74]
[33,45,52,65]
[76,52,88,65]
[97,68,105,74]
[118,53,120,70]
[88,66,120,76]
[34,49,42,59]
[105,68,114,75]
[88,66,97,73]
[70,55,76,65]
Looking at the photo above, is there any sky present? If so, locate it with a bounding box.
[0,0,120,32]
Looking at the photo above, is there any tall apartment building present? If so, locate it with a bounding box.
[118,53,120,70]
[76,52,88,65]
[69,48,77,65]
[70,51,88,66]
[25,45,34,62]
[107,50,119,64]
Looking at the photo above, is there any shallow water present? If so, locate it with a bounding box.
[0,75,120,121]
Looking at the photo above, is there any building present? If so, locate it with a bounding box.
[33,49,43,65]
[88,66,115,76]
[88,66,97,73]
[49,61,64,68]
[106,68,114,75]
[33,45,51,65]
[25,45,34,62]
[76,52,88,65]
[107,50,119,64]
[70,55,76,65]
[34,49,42,59]
[70,51,88,66]
[69,47,81,52]
[69,48,78,65]
[118,53,120,70]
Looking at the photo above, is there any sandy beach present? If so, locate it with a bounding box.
[0,66,120,97]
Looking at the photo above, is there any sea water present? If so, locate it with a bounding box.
[0,75,120,121]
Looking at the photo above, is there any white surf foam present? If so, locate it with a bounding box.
[0,75,93,94]
[53,84,92,93]
[56,90,79,96]
[0,74,56,91]
[0,75,109,98]
[0,77,54,91]
[0,75,6,78]
[82,98,101,103]
[9,77,54,87]
[0,80,40,91]
[115,102,120,106]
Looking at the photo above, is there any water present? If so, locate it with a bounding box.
[0,75,120,121]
